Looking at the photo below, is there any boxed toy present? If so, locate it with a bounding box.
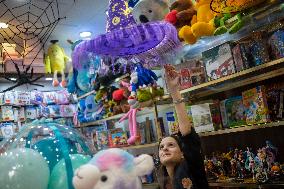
[268,29,284,59]
[1,106,14,121]
[266,88,284,121]
[0,122,14,138]
[108,128,128,147]
[96,130,109,150]
[232,43,248,72]
[225,96,246,127]
[209,100,222,131]
[202,42,236,81]
[166,111,179,135]
[242,86,270,124]
[14,91,30,105]
[219,100,228,128]
[250,31,270,66]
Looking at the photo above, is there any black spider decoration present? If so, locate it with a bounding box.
[1,63,44,92]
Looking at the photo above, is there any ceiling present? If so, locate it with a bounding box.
[0,0,109,56]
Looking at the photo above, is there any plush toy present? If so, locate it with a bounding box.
[132,0,170,23]
[178,0,216,44]
[165,0,196,29]
[73,148,154,189]
[44,40,70,87]
[214,13,244,35]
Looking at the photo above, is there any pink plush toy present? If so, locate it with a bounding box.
[119,96,140,145]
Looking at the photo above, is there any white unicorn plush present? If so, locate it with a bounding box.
[73,148,154,189]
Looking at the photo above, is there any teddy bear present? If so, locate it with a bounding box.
[178,0,216,44]
[132,0,170,23]
[165,0,196,29]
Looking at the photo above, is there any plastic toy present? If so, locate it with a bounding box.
[44,40,70,87]
[73,148,154,189]
[132,0,169,23]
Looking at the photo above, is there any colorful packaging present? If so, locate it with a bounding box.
[202,43,236,81]
[18,107,26,122]
[14,91,30,105]
[220,99,228,128]
[60,104,76,117]
[48,105,61,118]
[266,89,284,121]
[108,128,128,147]
[1,106,14,121]
[166,111,179,135]
[30,90,44,105]
[250,31,270,66]
[25,106,38,120]
[242,86,270,124]
[179,68,192,90]
[96,130,109,150]
[0,122,14,138]
[56,90,70,105]
[209,100,222,130]
[43,92,57,105]
[0,107,3,122]
[189,103,215,133]
[4,91,15,105]
[225,96,246,127]
[232,44,246,72]
[268,30,284,59]
[0,93,4,105]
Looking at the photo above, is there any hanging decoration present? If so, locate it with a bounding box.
[72,0,180,71]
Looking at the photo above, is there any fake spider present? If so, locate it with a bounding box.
[1,63,44,92]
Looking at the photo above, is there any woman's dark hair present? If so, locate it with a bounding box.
[157,133,184,189]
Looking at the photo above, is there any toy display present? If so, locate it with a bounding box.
[268,29,284,59]
[225,96,246,128]
[202,42,236,81]
[73,148,154,189]
[242,86,270,125]
[132,0,169,23]
[204,141,282,184]
[0,119,93,189]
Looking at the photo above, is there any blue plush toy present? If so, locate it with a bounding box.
[130,63,158,94]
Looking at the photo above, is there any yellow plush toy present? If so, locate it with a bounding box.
[44,40,70,87]
[178,0,217,44]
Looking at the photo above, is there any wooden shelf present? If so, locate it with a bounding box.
[79,104,173,127]
[198,121,284,137]
[162,57,284,99]
[121,142,159,150]
[209,182,284,188]
[142,183,159,189]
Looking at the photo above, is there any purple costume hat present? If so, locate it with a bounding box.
[72,0,180,69]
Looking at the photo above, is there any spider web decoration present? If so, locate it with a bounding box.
[0,0,73,92]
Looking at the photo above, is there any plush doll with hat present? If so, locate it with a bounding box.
[73,148,154,189]
[165,0,196,29]
[132,0,170,23]
[44,40,70,87]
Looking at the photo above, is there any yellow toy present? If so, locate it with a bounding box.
[44,40,70,87]
[178,0,217,44]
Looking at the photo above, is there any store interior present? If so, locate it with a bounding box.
[0,0,284,189]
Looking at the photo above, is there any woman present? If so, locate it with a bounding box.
[158,65,209,189]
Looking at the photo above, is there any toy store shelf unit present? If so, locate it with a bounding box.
[121,142,159,150]
[142,182,159,189]
[78,104,174,127]
[198,120,284,137]
[162,57,284,100]
[209,182,284,188]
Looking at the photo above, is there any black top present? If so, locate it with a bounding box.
[172,129,209,189]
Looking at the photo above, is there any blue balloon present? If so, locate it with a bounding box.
[32,137,77,171]
[0,148,49,189]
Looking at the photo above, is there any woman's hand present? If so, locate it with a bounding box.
[164,64,181,99]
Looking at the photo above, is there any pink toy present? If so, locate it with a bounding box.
[119,96,140,145]
[120,80,132,92]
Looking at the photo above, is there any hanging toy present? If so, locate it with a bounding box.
[44,40,70,87]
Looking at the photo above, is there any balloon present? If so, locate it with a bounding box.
[0,148,49,189]
[48,154,91,189]
[32,137,78,171]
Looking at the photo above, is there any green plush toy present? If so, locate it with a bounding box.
[214,13,244,36]
[137,87,164,102]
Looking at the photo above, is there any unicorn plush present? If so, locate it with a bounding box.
[73,148,154,189]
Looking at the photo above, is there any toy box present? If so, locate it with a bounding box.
[250,32,270,66]
[202,42,236,81]
[189,103,215,133]
[232,44,248,72]
[0,122,14,138]
[166,111,179,135]
[14,91,30,105]
[225,96,246,127]
[266,89,284,121]
[108,128,128,147]
[268,29,284,59]
[209,100,222,130]
[96,130,109,150]
[1,106,14,121]
[26,106,38,120]
[242,86,270,124]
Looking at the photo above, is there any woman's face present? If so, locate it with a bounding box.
[159,137,183,166]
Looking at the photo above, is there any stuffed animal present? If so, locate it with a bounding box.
[165,0,196,29]
[178,0,216,44]
[44,40,70,87]
[73,148,154,189]
[132,0,170,23]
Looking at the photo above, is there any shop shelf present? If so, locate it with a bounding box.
[162,57,284,99]
[208,181,284,188]
[142,182,159,189]
[198,120,284,137]
[121,142,159,150]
